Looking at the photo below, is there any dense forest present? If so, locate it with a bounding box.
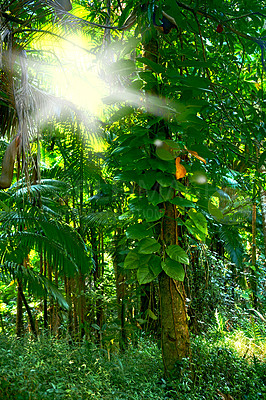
[0,0,265,399]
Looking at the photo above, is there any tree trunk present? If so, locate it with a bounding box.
[250,201,258,308]
[159,201,190,375]
[159,272,190,373]
[79,273,86,339]
[17,280,37,337]
[112,229,127,350]
[260,179,266,254]
[16,279,24,337]
[65,276,74,338]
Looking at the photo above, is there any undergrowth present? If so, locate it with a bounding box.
[0,329,265,400]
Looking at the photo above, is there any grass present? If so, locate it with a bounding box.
[0,327,265,400]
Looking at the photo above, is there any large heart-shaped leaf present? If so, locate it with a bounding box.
[162,258,185,281]
[126,223,152,240]
[166,245,189,265]
[138,238,161,254]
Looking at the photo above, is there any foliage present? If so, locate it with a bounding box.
[0,329,265,400]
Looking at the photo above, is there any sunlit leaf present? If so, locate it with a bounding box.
[175,157,187,179]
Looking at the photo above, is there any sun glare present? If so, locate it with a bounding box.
[33,32,107,118]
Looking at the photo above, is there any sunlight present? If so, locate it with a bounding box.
[50,37,107,115]
[31,32,107,118]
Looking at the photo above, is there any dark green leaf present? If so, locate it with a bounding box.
[124,250,140,269]
[166,245,189,265]
[162,258,185,281]
[138,238,161,254]
[126,223,152,240]
[160,186,174,201]
[143,205,164,222]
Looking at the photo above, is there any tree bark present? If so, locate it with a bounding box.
[159,201,190,375]
[159,272,190,373]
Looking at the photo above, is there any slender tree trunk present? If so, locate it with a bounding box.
[16,279,24,337]
[113,229,127,350]
[17,280,37,337]
[40,252,48,331]
[250,200,258,308]
[65,276,73,338]
[79,273,86,338]
[47,261,54,334]
[72,279,79,338]
[260,168,266,253]
[52,268,59,336]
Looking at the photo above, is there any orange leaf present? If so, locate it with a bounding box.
[188,150,206,164]
[175,157,187,180]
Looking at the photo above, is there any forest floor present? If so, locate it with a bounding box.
[0,326,265,400]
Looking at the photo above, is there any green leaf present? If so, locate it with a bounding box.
[110,106,134,123]
[166,245,189,265]
[136,57,164,73]
[138,238,161,254]
[137,170,157,190]
[149,158,175,173]
[156,144,175,161]
[114,171,140,182]
[258,150,266,168]
[137,266,154,284]
[137,255,162,284]
[139,71,157,83]
[160,187,174,201]
[164,139,182,151]
[124,250,140,269]
[170,197,195,208]
[126,223,152,240]
[208,201,223,221]
[184,219,206,242]
[0,199,10,212]
[187,209,208,235]
[147,309,158,320]
[143,205,164,222]
[91,323,101,331]
[156,172,174,187]
[149,255,162,276]
[147,190,163,205]
[109,59,136,75]
[162,258,185,281]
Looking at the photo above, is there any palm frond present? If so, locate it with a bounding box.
[0,209,92,275]
[0,261,69,309]
[218,225,244,268]
[82,211,117,229]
